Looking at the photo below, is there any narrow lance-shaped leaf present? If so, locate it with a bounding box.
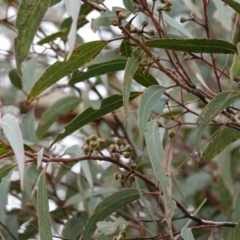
[80,188,141,240]
[69,60,127,85]
[36,96,80,139]
[222,0,240,14]
[123,48,144,119]
[195,89,240,148]
[37,172,52,240]
[14,0,50,75]
[146,39,237,54]
[138,86,165,141]
[0,114,25,189]
[200,127,240,167]
[51,92,140,146]
[26,41,107,104]
[145,120,176,217]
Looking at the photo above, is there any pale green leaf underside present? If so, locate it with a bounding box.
[138,85,165,141]
[145,120,176,216]
[37,172,52,240]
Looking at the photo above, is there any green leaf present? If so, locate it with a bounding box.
[230,43,240,80]
[234,222,240,240]
[200,127,240,167]
[22,111,38,143]
[26,40,107,104]
[145,120,176,217]
[0,164,15,184]
[134,72,159,87]
[195,89,240,148]
[146,39,237,54]
[162,12,193,38]
[0,114,25,189]
[91,7,130,32]
[8,68,22,90]
[69,59,126,85]
[37,172,52,240]
[37,30,69,45]
[222,0,240,14]
[120,38,133,57]
[14,0,50,75]
[0,144,11,156]
[138,85,165,141]
[181,227,195,240]
[36,96,80,139]
[51,92,140,146]
[50,0,61,7]
[123,48,144,118]
[80,188,141,240]
[123,0,135,13]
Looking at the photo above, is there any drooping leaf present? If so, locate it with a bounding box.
[0,114,25,189]
[26,41,107,104]
[195,88,240,148]
[200,127,240,167]
[181,227,195,240]
[91,7,130,32]
[51,92,140,146]
[145,120,176,217]
[80,188,141,240]
[8,68,23,90]
[133,72,159,87]
[22,57,38,93]
[69,60,126,85]
[36,96,80,139]
[63,0,81,59]
[222,0,240,14]
[230,43,240,80]
[21,111,38,143]
[123,48,144,118]
[14,0,50,75]
[146,39,237,54]
[0,164,16,184]
[37,172,52,240]
[138,85,165,140]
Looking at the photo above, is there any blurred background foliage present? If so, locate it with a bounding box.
[0,0,240,239]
